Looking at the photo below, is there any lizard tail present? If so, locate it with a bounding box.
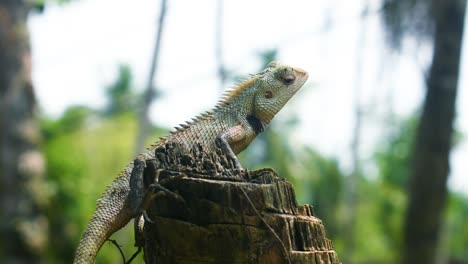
[74,175,134,264]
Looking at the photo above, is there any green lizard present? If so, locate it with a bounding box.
[73,61,308,263]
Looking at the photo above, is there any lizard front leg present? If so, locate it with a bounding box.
[215,124,247,170]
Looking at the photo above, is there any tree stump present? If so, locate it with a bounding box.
[140,143,340,263]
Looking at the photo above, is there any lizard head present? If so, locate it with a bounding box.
[253,61,308,123]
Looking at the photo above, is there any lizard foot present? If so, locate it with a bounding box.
[215,137,244,171]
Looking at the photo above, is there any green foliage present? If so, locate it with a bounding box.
[42,106,95,140]
[446,192,468,261]
[104,64,141,116]
[375,117,418,188]
[372,117,417,260]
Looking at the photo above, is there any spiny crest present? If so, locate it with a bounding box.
[215,75,261,109]
[159,110,215,138]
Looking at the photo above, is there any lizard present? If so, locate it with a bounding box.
[73,61,308,263]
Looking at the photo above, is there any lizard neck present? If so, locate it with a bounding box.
[246,114,269,135]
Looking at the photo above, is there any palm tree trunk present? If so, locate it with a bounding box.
[403,0,466,263]
[0,0,48,262]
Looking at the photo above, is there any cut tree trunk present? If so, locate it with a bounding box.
[0,0,48,262]
[138,145,340,264]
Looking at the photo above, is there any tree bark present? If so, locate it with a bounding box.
[0,0,48,262]
[138,144,340,264]
[403,0,466,263]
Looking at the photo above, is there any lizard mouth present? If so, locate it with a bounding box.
[292,68,309,92]
[294,67,309,81]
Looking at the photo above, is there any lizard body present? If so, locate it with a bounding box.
[73,61,308,263]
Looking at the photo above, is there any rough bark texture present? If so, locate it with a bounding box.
[403,0,466,263]
[139,144,339,264]
[0,0,48,262]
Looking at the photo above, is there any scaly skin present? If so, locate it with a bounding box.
[74,61,308,263]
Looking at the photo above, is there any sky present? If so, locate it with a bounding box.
[28,0,468,194]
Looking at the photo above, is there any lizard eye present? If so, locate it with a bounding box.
[265,91,273,99]
[282,74,295,85]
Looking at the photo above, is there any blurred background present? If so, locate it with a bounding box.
[0,0,467,263]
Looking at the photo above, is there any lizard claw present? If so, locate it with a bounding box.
[233,160,243,171]
[143,211,155,224]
